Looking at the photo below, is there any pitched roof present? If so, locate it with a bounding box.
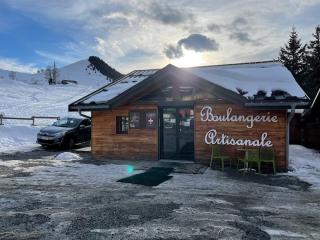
[187,61,307,99]
[69,61,310,111]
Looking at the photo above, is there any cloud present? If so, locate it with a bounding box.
[147,2,194,25]
[164,45,184,59]
[231,17,248,29]
[164,34,219,59]
[0,57,37,73]
[229,31,259,45]
[207,23,222,33]
[179,34,219,51]
[2,0,320,72]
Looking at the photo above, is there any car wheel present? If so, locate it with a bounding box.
[67,138,75,149]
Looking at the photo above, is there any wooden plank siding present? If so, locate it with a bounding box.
[91,103,288,171]
[194,104,287,171]
[92,104,158,160]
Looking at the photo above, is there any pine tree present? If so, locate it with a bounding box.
[307,25,320,97]
[279,28,307,87]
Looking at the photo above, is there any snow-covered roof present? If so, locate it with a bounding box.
[71,61,309,108]
[187,62,307,99]
[82,69,158,104]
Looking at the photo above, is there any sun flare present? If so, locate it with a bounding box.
[172,50,204,68]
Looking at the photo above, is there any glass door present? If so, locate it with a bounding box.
[159,107,194,160]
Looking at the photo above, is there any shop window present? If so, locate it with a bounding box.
[129,110,157,129]
[116,116,129,134]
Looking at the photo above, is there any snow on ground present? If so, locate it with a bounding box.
[0,124,40,153]
[0,78,97,118]
[54,152,82,161]
[0,156,143,186]
[0,59,111,86]
[0,75,99,153]
[287,145,320,189]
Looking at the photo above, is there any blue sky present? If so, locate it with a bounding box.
[0,0,320,73]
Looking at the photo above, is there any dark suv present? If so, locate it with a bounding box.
[37,117,91,149]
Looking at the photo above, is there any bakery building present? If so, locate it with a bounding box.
[69,61,309,171]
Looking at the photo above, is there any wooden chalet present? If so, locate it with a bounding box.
[69,61,309,171]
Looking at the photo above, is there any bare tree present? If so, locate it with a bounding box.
[52,61,60,84]
[44,66,53,85]
[44,62,59,85]
[8,71,16,80]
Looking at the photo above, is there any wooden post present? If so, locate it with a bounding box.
[0,114,3,125]
[31,116,35,126]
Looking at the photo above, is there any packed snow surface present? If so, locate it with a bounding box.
[54,152,82,161]
[0,125,40,153]
[288,145,320,189]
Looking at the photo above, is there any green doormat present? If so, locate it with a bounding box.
[118,167,173,186]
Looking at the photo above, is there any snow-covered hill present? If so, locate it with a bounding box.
[0,56,123,153]
[0,59,117,87]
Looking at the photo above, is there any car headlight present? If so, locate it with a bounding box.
[54,132,65,138]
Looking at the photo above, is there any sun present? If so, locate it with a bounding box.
[172,49,204,68]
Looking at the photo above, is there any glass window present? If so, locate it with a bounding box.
[129,111,141,128]
[53,118,81,128]
[116,116,129,134]
[145,111,157,128]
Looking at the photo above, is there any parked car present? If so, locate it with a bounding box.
[37,117,91,149]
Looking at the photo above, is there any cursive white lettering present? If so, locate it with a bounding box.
[200,106,278,128]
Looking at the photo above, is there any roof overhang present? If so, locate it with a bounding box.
[245,100,310,109]
[69,64,248,111]
[69,63,311,112]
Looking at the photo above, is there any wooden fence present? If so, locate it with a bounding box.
[0,114,60,126]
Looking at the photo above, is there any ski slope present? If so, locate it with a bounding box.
[0,58,113,153]
[0,59,111,86]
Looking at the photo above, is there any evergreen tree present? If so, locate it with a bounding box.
[307,25,320,97]
[279,28,307,87]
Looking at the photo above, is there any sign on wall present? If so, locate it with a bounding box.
[200,106,276,147]
[145,111,157,128]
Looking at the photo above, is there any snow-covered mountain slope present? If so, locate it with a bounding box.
[0,78,96,118]
[60,60,107,84]
[34,60,112,86]
[0,57,121,87]
[0,56,123,153]
[0,68,33,82]
[0,77,99,153]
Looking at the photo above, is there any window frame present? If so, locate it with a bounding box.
[129,110,157,129]
[116,116,129,134]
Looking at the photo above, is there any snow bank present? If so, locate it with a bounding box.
[288,145,320,189]
[54,152,82,161]
[0,124,40,153]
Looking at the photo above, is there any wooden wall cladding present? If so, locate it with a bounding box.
[92,105,158,160]
[194,104,287,170]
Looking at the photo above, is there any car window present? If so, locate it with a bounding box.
[80,119,91,126]
[53,118,81,128]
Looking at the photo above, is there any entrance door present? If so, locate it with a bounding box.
[159,107,194,160]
